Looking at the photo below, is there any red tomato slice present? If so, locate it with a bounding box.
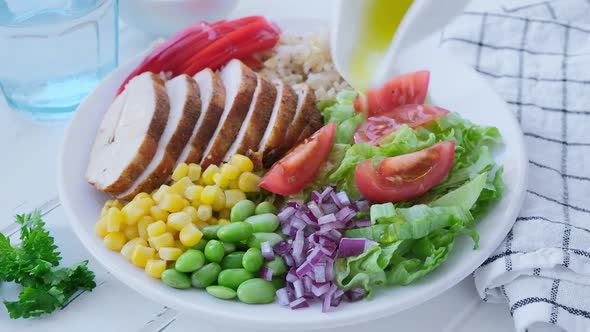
[353,104,449,146]
[259,123,336,196]
[354,141,455,203]
[354,71,430,116]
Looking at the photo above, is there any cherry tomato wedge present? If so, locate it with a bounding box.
[354,71,430,116]
[355,141,455,203]
[354,104,449,146]
[259,123,337,196]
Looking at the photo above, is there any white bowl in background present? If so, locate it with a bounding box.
[120,0,239,36]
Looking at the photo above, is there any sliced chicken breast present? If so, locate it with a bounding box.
[86,72,170,194]
[250,80,297,168]
[116,75,201,199]
[201,59,258,167]
[177,69,225,164]
[294,101,323,144]
[283,84,317,149]
[224,74,277,162]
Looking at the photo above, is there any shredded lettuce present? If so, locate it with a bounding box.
[319,91,366,144]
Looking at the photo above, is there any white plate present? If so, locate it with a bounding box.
[58,19,527,330]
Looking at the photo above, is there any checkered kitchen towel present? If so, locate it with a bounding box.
[440,0,590,331]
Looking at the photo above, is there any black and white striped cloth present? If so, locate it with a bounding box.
[441,0,590,331]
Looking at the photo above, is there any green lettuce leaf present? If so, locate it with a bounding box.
[320,90,366,144]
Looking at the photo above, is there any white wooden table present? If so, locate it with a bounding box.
[0,1,516,331]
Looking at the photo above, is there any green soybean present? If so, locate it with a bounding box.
[217,268,255,290]
[265,255,287,276]
[221,251,245,269]
[222,242,236,254]
[192,239,208,251]
[246,232,283,249]
[202,225,221,240]
[271,277,285,290]
[206,285,237,300]
[217,222,253,243]
[242,248,264,273]
[191,263,221,288]
[230,200,256,222]
[237,278,276,304]
[175,249,205,273]
[255,202,277,215]
[204,240,225,263]
[244,214,280,233]
[161,269,191,289]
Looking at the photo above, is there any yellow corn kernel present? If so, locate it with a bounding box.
[131,245,156,267]
[213,173,230,189]
[218,208,231,220]
[187,163,202,182]
[194,219,209,229]
[158,193,186,212]
[184,184,204,202]
[171,163,189,182]
[230,154,254,172]
[171,176,193,195]
[179,223,203,247]
[153,185,174,204]
[147,220,167,238]
[228,179,240,190]
[175,239,187,251]
[145,259,167,279]
[166,224,179,238]
[224,190,247,209]
[95,218,108,238]
[212,191,226,212]
[134,196,155,211]
[106,207,125,232]
[238,172,261,193]
[167,211,191,231]
[121,203,144,225]
[124,224,139,240]
[150,205,169,222]
[159,247,183,261]
[206,217,218,225]
[137,216,154,240]
[220,163,241,180]
[217,218,230,226]
[101,199,124,217]
[201,165,220,185]
[134,192,151,200]
[200,185,221,205]
[183,206,199,222]
[121,238,148,260]
[104,232,127,251]
[148,232,175,250]
[197,204,213,221]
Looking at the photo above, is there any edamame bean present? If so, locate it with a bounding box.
[222,242,236,254]
[230,200,256,222]
[271,277,285,290]
[175,249,205,273]
[204,240,225,263]
[255,202,277,215]
[221,251,245,269]
[244,214,280,233]
[246,233,283,249]
[217,222,253,243]
[265,255,287,276]
[206,285,237,300]
[191,263,221,288]
[217,268,254,290]
[161,269,191,289]
[242,248,264,273]
[202,225,221,240]
[237,278,276,304]
[192,239,208,251]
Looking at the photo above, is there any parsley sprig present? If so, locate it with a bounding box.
[0,210,96,319]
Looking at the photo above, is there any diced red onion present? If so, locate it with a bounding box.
[293,279,304,299]
[278,207,296,222]
[336,192,351,207]
[337,238,377,258]
[289,297,309,309]
[260,266,273,281]
[335,207,356,223]
[311,283,330,297]
[322,203,339,214]
[276,288,290,306]
[325,262,335,281]
[313,264,326,283]
[319,223,336,233]
[295,260,313,277]
[274,241,291,255]
[292,230,304,258]
[261,241,275,261]
[284,254,294,267]
[291,217,307,230]
[330,191,344,208]
[286,269,298,283]
[318,213,337,225]
[303,275,313,293]
[307,201,324,219]
[322,284,338,313]
[346,288,367,302]
[355,218,372,227]
[307,247,325,265]
[355,199,370,212]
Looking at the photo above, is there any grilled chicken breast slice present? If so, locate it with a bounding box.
[201,59,257,167]
[283,84,317,148]
[224,74,277,162]
[177,68,225,164]
[116,75,201,199]
[86,72,170,194]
